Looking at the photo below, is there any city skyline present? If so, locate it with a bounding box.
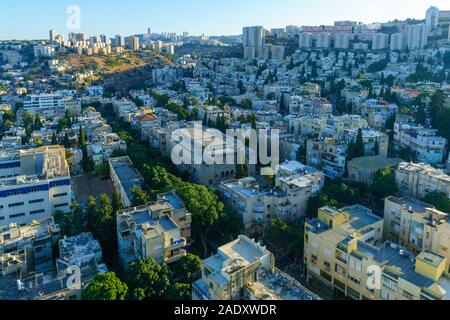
[1,0,449,40]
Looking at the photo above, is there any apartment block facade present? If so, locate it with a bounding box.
[0,146,72,227]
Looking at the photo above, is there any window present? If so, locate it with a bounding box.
[29,199,44,204]
[324,261,331,272]
[382,276,398,292]
[9,202,24,208]
[402,290,414,300]
[53,193,68,198]
[0,216,4,221]
[9,213,25,219]
[335,264,346,276]
[54,203,69,208]
[30,209,45,215]
[349,258,362,272]
[348,274,361,285]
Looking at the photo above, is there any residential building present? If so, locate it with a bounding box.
[426,6,440,29]
[0,146,72,227]
[316,32,331,49]
[219,165,323,235]
[306,138,348,179]
[390,33,405,51]
[372,33,389,50]
[304,205,449,300]
[334,33,351,49]
[116,201,189,268]
[395,162,450,198]
[347,155,402,185]
[192,235,320,300]
[0,218,60,275]
[243,26,265,60]
[109,156,144,208]
[0,219,106,300]
[299,32,313,49]
[384,196,450,271]
[394,122,447,165]
[406,24,428,50]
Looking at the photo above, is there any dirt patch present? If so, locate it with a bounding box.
[73,174,115,206]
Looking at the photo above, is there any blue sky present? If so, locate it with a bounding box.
[0,0,448,40]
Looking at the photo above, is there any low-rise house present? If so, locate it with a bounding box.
[347,155,402,185]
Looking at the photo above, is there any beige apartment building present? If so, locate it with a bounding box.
[384,196,450,273]
[304,205,449,300]
[396,162,450,199]
[116,200,191,268]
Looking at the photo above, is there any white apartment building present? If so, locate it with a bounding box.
[390,33,406,51]
[219,165,323,236]
[394,122,447,165]
[426,6,440,29]
[243,26,265,60]
[299,32,313,49]
[406,24,428,50]
[396,162,450,199]
[372,33,389,50]
[315,32,331,49]
[23,94,65,109]
[0,146,71,227]
[334,33,351,49]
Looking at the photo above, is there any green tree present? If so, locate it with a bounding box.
[33,114,42,130]
[79,126,87,148]
[167,283,191,300]
[371,167,398,199]
[175,183,223,257]
[62,133,70,148]
[126,258,171,300]
[423,192,450,213]
[54,204,86,237]
[95,163,110,179]
[264,218,304,262]
[86,195,116,258]
[82,272,128,301]
[306,193,333,219]
[131,187,150,207]
[51,132,58,145]
[170,254,202,283]
[416,104,426,125]
[355,128,365,158]
[112,190,123,214]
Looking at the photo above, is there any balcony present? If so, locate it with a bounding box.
[164,249,187,264]
[166,238,187,251]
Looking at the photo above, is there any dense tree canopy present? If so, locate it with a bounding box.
[82,272,128,301]
[126,258,172,300]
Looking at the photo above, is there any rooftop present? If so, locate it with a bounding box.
[109,156,144,201]
[348,155,402,171]
[247,270,321,300]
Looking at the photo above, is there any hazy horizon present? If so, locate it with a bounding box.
[0,0,448,41]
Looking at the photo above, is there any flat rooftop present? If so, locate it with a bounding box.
[109,157,143,201]
[247,270,321,300]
